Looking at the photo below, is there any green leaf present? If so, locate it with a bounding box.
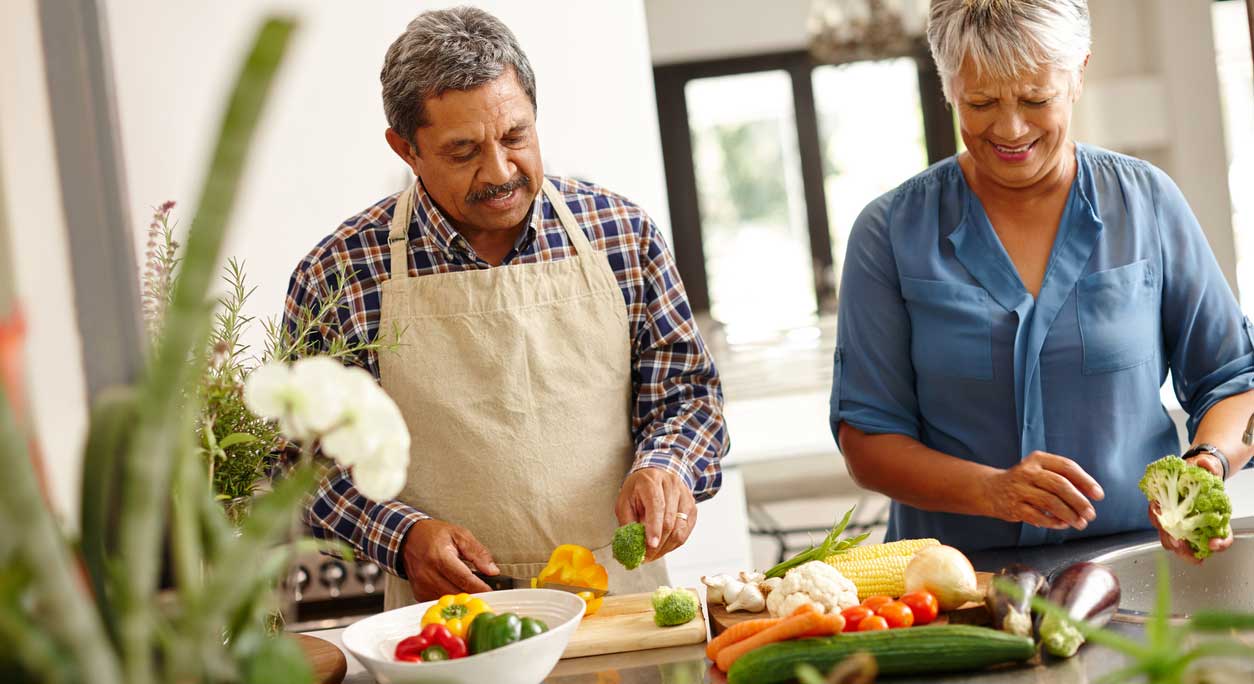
[241,634,312,684]
[765,506,859,579]
[794,664,828,684]
[1189,611,1254,632]
[217,432,258,450]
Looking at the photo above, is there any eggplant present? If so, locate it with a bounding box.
[985,563,1049,637]
[1038,561,1121,658]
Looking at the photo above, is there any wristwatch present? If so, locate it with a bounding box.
[1183,443,1230,481]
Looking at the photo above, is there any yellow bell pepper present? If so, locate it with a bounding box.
[532,544,609,616]
[420,593,492,639]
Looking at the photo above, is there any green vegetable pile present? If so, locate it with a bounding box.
[1138,455,1232,559]
[612,522,647,570]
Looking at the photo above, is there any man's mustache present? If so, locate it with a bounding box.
[465,175,532,204]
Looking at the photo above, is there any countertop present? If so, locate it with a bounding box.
[303,518,1252,683]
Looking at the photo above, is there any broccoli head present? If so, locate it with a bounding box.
[1138,455,1232,560]
[651,586,699,627]
[612,522,647,570]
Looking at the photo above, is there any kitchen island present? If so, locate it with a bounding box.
[304,517,1253,683]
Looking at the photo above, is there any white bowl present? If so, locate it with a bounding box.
[341,588,586,684]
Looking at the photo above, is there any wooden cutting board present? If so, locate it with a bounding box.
[708,572,993,636]
[561,589,707,659]
[294,633,347,684]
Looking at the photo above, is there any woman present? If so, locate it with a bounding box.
[831,0,1253,561]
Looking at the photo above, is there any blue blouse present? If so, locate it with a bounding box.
[830,144,1254,551]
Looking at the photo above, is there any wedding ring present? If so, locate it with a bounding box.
[675,512,689,521]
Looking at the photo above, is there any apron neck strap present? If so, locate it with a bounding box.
[389,178,593,283]
[541,179,593,257]
[388,182,417,282]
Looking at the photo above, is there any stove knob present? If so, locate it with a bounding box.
[356,561,382,593]
[287,565,310,602]
[319,560,347,598]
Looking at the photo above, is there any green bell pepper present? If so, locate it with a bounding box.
[466,612,549,655]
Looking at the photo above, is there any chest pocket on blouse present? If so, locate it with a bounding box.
[1077,259,1158,375]
[900,277,993,380]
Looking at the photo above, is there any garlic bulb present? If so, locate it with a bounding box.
[725,581,766,612]
[759,576,782,597]
[701,574,731,604]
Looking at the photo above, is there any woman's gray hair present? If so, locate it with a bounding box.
[381,6,537,146]
[927,0,1091,102]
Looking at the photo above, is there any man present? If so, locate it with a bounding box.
[286,6,728,608]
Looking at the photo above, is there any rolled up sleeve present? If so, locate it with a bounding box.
[831,192,921,444]
[1154,168,1254,440]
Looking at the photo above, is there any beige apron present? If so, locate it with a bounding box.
[379,179,669,609]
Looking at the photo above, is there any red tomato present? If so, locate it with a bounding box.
[875,601,915,628]
[861,595,894,611]
[900,591,940,626]
[857,614,889,631]
[840,606,874,632]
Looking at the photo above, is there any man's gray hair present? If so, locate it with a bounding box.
[381,6,537,146]
[927,0,1091,102]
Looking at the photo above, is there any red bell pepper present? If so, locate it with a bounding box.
[393,623,468,662]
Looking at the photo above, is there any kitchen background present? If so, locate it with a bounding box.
[2,0,1251,626]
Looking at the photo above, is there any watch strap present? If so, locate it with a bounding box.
[1183,443,1230,480]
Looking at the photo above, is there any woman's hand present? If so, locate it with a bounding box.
[1148,455,1234,564]
[982,451,1105,530]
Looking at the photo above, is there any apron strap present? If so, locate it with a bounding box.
[541,179,593,257]
[388,182,416,282]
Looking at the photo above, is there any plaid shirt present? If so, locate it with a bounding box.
[287,176,728,578]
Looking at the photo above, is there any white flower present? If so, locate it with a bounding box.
[243,362,307,436]
[287,356,353,434]
[244,357,411,501]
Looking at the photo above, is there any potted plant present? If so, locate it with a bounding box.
[0,17,407,684]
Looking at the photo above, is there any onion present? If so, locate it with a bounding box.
[904,545,983,611]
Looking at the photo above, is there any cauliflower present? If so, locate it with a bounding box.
[765,560,858,618]
[1139,455,1232,560]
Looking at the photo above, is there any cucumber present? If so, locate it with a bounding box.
[726,625,1035,684]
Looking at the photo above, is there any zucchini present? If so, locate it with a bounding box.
[726,625,1035,684]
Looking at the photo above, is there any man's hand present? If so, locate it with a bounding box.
[1149,455,1234,564]
[615,468,697,562]
[981,451,1105,530]
[401,519,498,601]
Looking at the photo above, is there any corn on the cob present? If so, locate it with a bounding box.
[836,538,940,563]
[824,538,940,599]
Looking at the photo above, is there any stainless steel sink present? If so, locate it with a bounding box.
[1088,525,1253,623]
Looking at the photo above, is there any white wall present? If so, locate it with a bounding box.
[104,0,671,359]
[644,0,1242,294]
[0,0,90,524]
[0,0,671,523]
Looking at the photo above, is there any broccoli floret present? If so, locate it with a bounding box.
[612,522,647,570]
[651,586,699,627]
[1138,455,1232,560]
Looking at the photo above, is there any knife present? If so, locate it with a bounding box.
[472,571,608,598]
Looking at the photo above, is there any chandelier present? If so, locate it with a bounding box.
[807,0,931,64]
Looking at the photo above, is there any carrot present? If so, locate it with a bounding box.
[715,610,825,672]
[706,617,780,660]
[802,612,846,637]
[706,604,817,661]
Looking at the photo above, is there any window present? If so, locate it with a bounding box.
[685,71,816,336]
[654,48,955,342]
[813,59,929,301]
